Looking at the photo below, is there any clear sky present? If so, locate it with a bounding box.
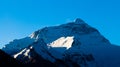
[0,0,120,48]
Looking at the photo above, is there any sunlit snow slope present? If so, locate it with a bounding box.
[2,18,120,67]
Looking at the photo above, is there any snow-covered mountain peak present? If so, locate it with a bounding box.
[30,19,99,41]
[74,18,85,24]
[30,18,87,39]
[2,18,120,67]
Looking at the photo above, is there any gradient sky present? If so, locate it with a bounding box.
[0,0,120,48]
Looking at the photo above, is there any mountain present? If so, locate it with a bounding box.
[0,49,21,64]
[2,37,35,55]
[2,18,120,67]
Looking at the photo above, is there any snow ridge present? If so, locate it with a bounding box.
[2,18,120,67]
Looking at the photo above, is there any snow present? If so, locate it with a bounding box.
[33,39,56,62]
[75,18,86,24]
[14,48,27,58]
[48,36,74,49]
[14,46,33,59]
[79,44,120,67]
[30,32,35,38]
[2,37,35,55]
[24,46,32,56]
[46,36,74,59]
[75,31,110,46]
[2,18,120,67]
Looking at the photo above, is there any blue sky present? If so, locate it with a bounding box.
[0,0,120,48]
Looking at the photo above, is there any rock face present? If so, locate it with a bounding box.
[0,49,21,64]
[2,18,120,67]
